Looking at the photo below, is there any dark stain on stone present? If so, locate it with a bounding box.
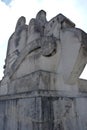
[41,97,54,130]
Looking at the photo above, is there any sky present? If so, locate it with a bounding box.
[1,0,12,5]
[0,0,87,80]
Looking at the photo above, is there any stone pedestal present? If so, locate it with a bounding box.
[0,71,87,130]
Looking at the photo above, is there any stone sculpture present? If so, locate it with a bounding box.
[3,10,87,85]
[0,10,87,130]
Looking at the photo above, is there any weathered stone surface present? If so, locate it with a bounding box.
[78,79,87,92]
[4,16,28,77]
[0,92,87,130]
[7,70,78,95]
[0,10,87,130]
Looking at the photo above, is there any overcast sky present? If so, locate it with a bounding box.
[0,0,87,80]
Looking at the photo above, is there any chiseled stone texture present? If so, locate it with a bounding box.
[0,10,87,130]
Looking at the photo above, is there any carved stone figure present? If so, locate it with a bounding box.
[0,10,87,130]
[36,10,47,36]
[4,16,28,76]
[2,10,87,85]
[27,10,47,43]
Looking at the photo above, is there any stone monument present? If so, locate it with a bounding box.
[0,10,87,130]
